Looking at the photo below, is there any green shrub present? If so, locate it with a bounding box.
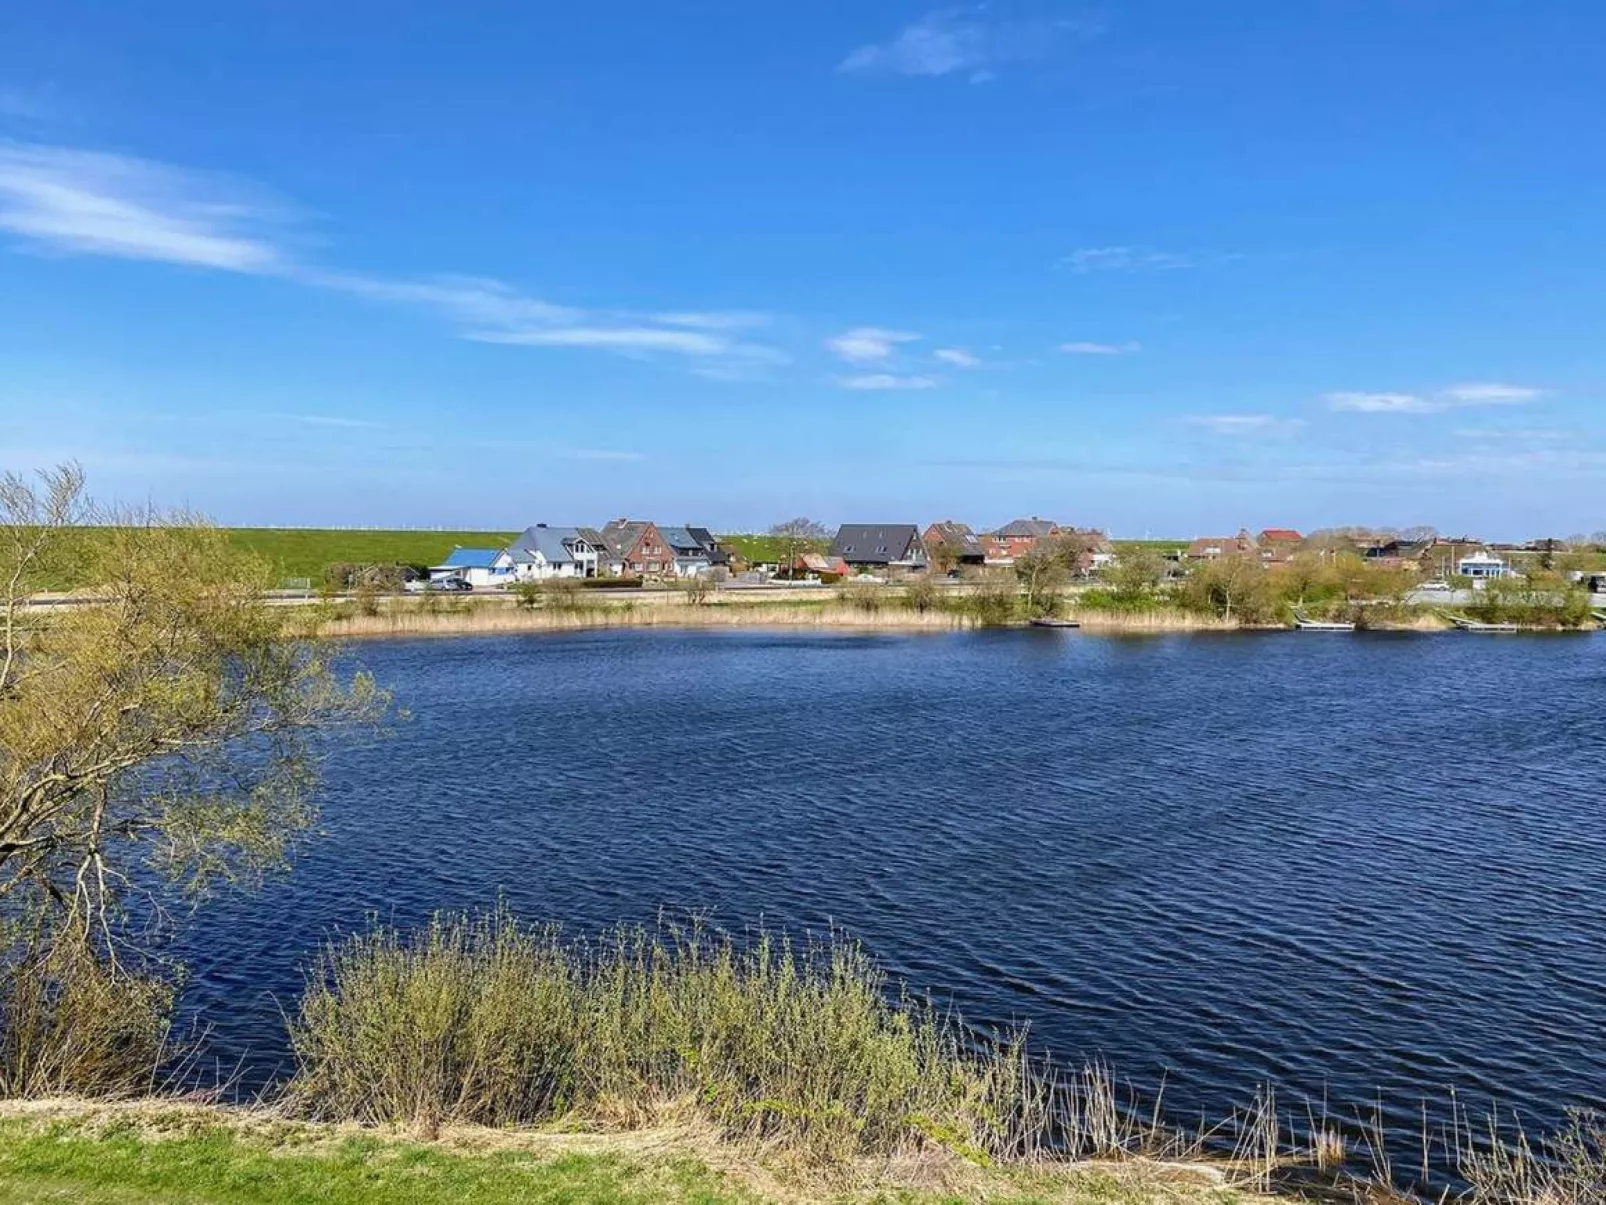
[903,577,938,613]
[955,577,1019,626]
[1468,578,1592,627]
[288,910,1049,1161]
[836,580,883,614]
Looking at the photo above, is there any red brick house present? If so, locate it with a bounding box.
[1256,529,1304,564]
[597,519,673,577]
[983,518,1063,563]
[922,521,987,566]
[1186,529,1258,561]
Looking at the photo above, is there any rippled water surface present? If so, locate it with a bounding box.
[181,629,1606,1139]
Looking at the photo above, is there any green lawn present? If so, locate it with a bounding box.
[223,529,517,584]
[0,1107,1273,1205]
[0,1116,755,1205]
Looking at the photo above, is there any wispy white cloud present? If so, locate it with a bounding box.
[1442,382,1544,405]
[0,141,287,271]
[1328,383,1546,414]
[1061,246,1201,273]
[839,8,1098,80]
[1186,414,1305,437]
[0,140,785,378]
[836,373,940,391]
[1059,340,1141,355]
[933,347,980,368]
[650,310,772,331]
[1326,391,1436,414]
[826,326,921,363]
[470,326,731,355]
[304,270,581,327]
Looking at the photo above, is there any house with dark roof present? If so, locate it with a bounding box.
[429,546,515,588]
[597,519,672,577]
[829,524,929,573]
[506,525,600,581]
[983,517,1064,563]
[659,525,731,577]
[923,521,987,566]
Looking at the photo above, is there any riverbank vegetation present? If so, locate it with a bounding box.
[2,465,1602,1203]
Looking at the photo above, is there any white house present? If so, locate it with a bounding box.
[506,525,600,581]
[1458,550,1511,580]
[429,547,515,588]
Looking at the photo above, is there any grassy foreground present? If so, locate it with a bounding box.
[0,1101,1279,1205]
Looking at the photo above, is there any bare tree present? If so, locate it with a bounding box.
[768,518,829,577]
[1014,548,1068,617]
[0,465,382,967]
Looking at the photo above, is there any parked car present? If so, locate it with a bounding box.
[428,576,473,592]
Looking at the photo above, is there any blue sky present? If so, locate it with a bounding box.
[1,1,1603,536]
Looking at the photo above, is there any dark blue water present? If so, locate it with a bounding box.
[179,629,1606,1146]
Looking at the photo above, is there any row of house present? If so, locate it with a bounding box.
[432,520,730,586]
[1184,528,1521,579]
[821,519,1115,576]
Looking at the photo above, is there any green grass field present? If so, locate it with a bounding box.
[715,534,831,564]
[222,529,517,584]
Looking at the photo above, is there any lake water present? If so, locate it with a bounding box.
[179,628,1606,1154]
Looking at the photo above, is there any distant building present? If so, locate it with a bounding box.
[430,547,515,588]
[923,521,987,566]
[659,525,728,577]
[1186,529,1258,561]
[596,519,672,577]
[1256,529,1304,563]
[983,518,1063,563]
[505,525,600,581]
[829,524,929,572]
[794,552,852,578]
[1458,550,1511,580]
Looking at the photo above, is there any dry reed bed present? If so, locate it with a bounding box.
[321,600,979,639]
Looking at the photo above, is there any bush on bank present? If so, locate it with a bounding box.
[288,910,1045,1162]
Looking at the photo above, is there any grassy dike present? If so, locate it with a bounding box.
[0,1101,1284,1205]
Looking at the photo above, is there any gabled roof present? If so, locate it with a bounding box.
[438,547,505,569]
[830,524,922,564]
[598,520,652,559]
[993,518,1060,538]
[1259,528,1303,543]
[508,525,590,565]
[685,526,730,564]
[659,525,708,554]
[926,521,985,553]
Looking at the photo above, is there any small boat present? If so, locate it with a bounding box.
[1029,616,1081,629]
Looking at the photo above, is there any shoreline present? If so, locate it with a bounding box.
[311,597,1598,640]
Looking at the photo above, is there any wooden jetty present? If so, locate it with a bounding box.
[1442,612,1519,633]
[1293,611,1355,632]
